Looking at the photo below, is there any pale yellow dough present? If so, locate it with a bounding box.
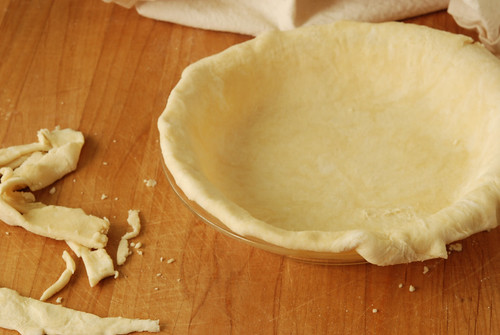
[0,128,117,285]
[0,128,109,249]
[0,128,159,332]
[116,209,141,266]
[158,21,500,265]
[66,241,116,287]
[40,251,76,301]
[0,287,159,335]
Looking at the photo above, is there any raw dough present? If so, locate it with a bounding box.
[0,128,109,249]
[0,128,116,284]
[0,287,159,335]
[0,128,159,332]
[40,251,76,301]
[67,241,116,287]
[116,210,141,266]
[158,21,500,265]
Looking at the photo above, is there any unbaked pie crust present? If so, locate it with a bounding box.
[159,21,500,265]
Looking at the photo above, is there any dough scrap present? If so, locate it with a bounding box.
[1,128,85,191]
[0,128,109,249]
[0,128,159,331]
[116,210,141,266]
[159,21,500,265]
[67,241,116,287]
[0,287,160,335]
[40,251,76,301]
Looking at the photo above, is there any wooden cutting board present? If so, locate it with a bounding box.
[0,1,499,334]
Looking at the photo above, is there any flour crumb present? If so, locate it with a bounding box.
[156,273,162,277]
[134,242,142,249]
[5,231,10,236]
[449,243,463,252]
[102,161,108,166]
[56,297,63,304]
[49,187,56,195]
[372,309,378,313]
[398,283,403,288]
[423,266,429,274]
[160,257,164,262]
[137,250,143,256]
[114,271,119,279]
[101,194,108,200]
[409,285,416,292]
[166,258,175,264]
[143,179,157,187]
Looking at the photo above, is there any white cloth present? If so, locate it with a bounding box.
[103,0,500,55]
[135,0,449,35]
[103,0,449,36]
[448,0,500,55]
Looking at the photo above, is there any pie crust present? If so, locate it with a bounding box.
[158,21,500,265]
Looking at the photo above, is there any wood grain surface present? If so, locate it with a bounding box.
[0,1,499,334]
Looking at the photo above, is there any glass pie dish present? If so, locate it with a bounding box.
[163,163,366,265]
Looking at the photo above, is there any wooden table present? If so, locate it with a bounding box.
[0,1,499,334]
